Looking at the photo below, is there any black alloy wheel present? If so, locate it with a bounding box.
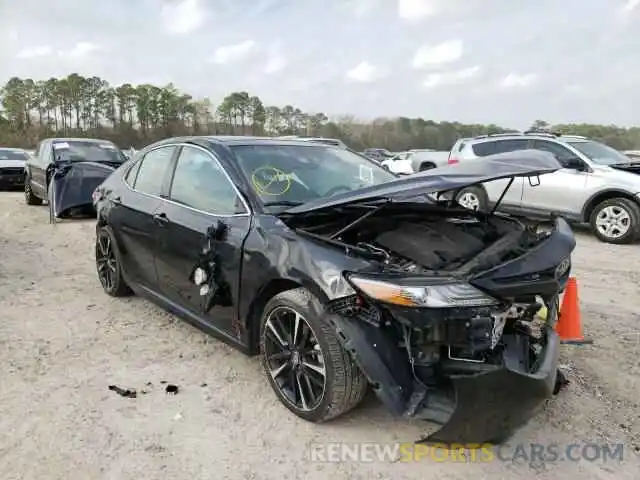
[259,287,368,422]
[263,305,327,412]
[95,226,131,297]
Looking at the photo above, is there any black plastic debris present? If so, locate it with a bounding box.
[108,385,137,398]
[165,384,179,395]
[553,369,570,395]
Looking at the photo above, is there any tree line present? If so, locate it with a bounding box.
[1,74,640,152]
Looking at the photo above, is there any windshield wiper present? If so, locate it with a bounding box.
[263,200,304,207]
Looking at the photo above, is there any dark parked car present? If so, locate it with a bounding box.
[0,147,29,189]
[24,137,127,222]
[92,136,574,443]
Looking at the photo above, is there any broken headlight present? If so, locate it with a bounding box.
[346,275,499,308]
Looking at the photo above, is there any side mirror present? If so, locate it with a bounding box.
[564,157,585,171]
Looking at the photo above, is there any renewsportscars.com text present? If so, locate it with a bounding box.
[308,442,626,463]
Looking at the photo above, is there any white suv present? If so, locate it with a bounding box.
[447,131,640,244]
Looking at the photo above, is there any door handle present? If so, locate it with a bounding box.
[153,212,169,225]
[112,196,122,204]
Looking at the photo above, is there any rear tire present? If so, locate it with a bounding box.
[24,177,42,205]
[419,162,436,171]
[455,186,488,212]
[260,287,368,423]
[95,225,133,297]
[589,197,640,244]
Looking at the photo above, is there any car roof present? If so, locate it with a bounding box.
[463,133,590,145]
[147,135,345,150]
[43,137,117,144]
[0,147,27,151]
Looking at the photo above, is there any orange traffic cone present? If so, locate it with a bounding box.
[555,277,593,345]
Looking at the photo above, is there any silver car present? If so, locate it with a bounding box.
[447,131,640,244]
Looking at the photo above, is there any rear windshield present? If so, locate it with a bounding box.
[52,140,126,163]
[0,149,28,160]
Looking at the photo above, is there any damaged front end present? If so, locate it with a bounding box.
[321,213,575,444]
[48,161,117,222]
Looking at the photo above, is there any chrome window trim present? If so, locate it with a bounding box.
[123,142,252,218]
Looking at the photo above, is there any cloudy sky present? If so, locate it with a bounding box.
[1,0,639,128]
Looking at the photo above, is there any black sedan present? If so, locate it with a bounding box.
[92,137,575,443]
[24,137,127,222]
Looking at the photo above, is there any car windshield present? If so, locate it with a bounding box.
[568,141,632,166]
[52,140,126,163]
[0,149,28,160]
[230,144,397,209]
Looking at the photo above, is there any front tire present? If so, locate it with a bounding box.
[260,287,368,422]
[589,197,640,244]
[95,225,133,296]
[24,177,43,205]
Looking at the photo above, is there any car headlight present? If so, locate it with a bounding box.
[347,275,499,308]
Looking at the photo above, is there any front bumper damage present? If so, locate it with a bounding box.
[327,218,573,445]
[328,299,562,444]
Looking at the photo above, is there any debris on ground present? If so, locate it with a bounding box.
[553,369,570,395]
[108,385,137,398]
[165,384,179,395]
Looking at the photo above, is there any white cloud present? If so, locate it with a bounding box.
[263,42,286,74]
[210,40,256,64]
[264,55,286,74]
[618,0,639,14]
[499,73,538,88]
[16,45,53,59]
[412,39,463,68]
[160,0,206,35]
[346,0,381,17]
[7,29,19,43]
[62,42,100,58]
[346,61,383,82]
[398,0,437,22]
[422,65,481,88]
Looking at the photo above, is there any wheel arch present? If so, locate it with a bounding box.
[246,277,331,355]
[418,161,436,171]
[581,189,640,222]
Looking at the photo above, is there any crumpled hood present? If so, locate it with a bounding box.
[284,149,561,214]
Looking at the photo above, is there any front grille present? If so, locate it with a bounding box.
[0,167,24,176]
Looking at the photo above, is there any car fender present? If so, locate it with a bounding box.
[325,312,413,415]
[580,188,640,221]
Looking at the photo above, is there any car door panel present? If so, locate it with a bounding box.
[154,204,251,336]
[31,142,50,197]
[483,177,524,207]
[109,144,177,288]
[108,191,163,288]
[522,140,589,216]
[476,139,531,208]
[153,144,251,337]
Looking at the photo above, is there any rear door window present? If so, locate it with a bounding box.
[472,141,498,156]
[133,146,176,196]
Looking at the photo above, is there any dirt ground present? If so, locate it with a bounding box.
[1,191,639,480]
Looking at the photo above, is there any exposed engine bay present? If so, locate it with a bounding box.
[288,203,548,275]
[286,203,561,400]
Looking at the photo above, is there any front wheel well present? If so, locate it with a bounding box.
[582,191,640,222]
[247,278,303,354]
